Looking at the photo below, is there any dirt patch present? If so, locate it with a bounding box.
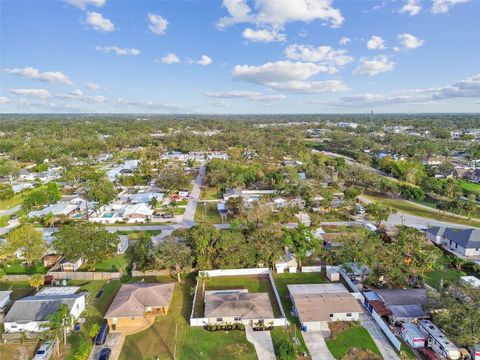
[226,343,251,355]
[0,343,38,360]
[341,347,382,360]
[328,321,356,340]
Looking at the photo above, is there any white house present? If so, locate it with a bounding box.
[60,257,84,272]
[0,291,12,310]
[4,293,85,333]
[427,227,480,257]
[288,284,363,332]
[123,203,153,221]
[275,251,298,273]
[460,275,480,288]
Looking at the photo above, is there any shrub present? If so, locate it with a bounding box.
[274,337,296,360]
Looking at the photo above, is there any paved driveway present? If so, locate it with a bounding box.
[89,333,125,360]
[302,332,335,360]
[245,326,275,360]
[359,313,400,360]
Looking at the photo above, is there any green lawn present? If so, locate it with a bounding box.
[0,184,48,210]
[200,187,222,200]
[273,272,329,354]
[424,268,466,289]
[194,275,282,318]
[120,274,257,360]
[172,207,186,215]
[457,180,480,195]
[365,194,480,227]
[325,324,382,359]
[174,199,188,206]
[0,281,35,302]
[80,252,132,273]
[194,202,223,224]
[1,261,46,275]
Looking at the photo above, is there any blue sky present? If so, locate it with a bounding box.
[1,0,479,113]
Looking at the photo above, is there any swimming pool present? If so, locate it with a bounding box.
[101,213,114,218]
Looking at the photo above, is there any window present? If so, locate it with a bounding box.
[329,314,334,318]
[346,313,352,317]
[216,318,223,322]
[234,317,241,321]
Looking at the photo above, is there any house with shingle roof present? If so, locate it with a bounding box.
[4,293,85,333]
[104,282,174,332]
[427,227,480,257]
[204,289,274,326]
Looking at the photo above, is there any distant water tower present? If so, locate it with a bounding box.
[370,110,374,121]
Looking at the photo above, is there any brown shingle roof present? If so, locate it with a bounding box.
[105,282,174,318]
[204,291,274,320]
[292,292,364,322]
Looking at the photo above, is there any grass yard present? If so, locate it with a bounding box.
[424,268,466,290]
[457,180,480,195]
[0,184,48,210]
[120,274,257,360]
[273,272,329,354]
[0,281,35,302]
[80,248,133,273]
[0,343,38,360]
[200,187,222,200]
[325,324,382,359]
[365,194,480,227]
[194,275,282,318]
[1,261,46,275]
[174,199,188,206]
[172,207,186,215]
[194,202,223,224]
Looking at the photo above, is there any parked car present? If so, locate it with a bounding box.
[33,340,54,360]
[98,348,111,360]
[161,213,174,219]
[94,322,109,346]
[418,348,439,360]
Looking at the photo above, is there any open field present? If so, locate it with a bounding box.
[365,194,480,227]
[457,180,480,195]
[325,323,382,359]
[194,202,223,224]
[120,274,257,360]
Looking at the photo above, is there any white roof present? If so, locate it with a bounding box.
[36,287,80,296]
[129,192,164,204]
[123,203,153,216]
[29,202,77,217]
[288,283,349,295]
[460,276,480,288]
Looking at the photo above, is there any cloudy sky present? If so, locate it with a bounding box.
[1,0,479,114]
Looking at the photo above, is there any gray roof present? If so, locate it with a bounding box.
[389,304,427,319]
[426,226,447,237]
[4,294,84,323]
[375,289,429,306]
[443,228,480,249]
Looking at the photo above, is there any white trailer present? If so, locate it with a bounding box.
[418,320,461,360]
[400,323,425,349]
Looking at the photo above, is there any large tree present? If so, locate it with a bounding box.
[53,222,119,269]
[365,202,396,226]
[156,237,192,282]
[282,225,318,268]
[46,304,72,356]
[2,224,46,264]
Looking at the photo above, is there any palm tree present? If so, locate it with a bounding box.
[46,304,72,356]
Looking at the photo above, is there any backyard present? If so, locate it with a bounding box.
[200,187,222,200]
[0,260,46,275]
[120,274,257,360]
[194,202,223,225]
[79,250,132,273]
[457,179,480,195]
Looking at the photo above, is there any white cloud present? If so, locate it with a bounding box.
[58,89,107,103]
[189,55,212,66]
[5,67,73,85]
[158,53,180,64]
[217,0,344,29]
[339,37,351,45]
[204,90,286,102]
[433,74,480,99]
[367,35,386,50]
[85,11,115,32]
[210,100,229,107]
[242,28,286,43]
[85,82,102,90]
[431,0,469,14]
[96,46,140,56]
[65,0,106,10]
[232,60,347,93]
[399,0,422,15]
[9,88,51,99]
[354,55,395,76]
[398,33,424,49]
[0,97,11,104]
[147,13,168,35]
[285,44,353,66]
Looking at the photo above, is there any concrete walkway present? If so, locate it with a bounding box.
[359,313,400,360]
[245,326,276,360]
[302,332,335,360]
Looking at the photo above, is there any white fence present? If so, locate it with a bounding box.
[301,266,322,273]
[339,267,401,352]
[199,268,269,277]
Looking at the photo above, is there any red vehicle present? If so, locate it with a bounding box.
[417,348,439,360]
